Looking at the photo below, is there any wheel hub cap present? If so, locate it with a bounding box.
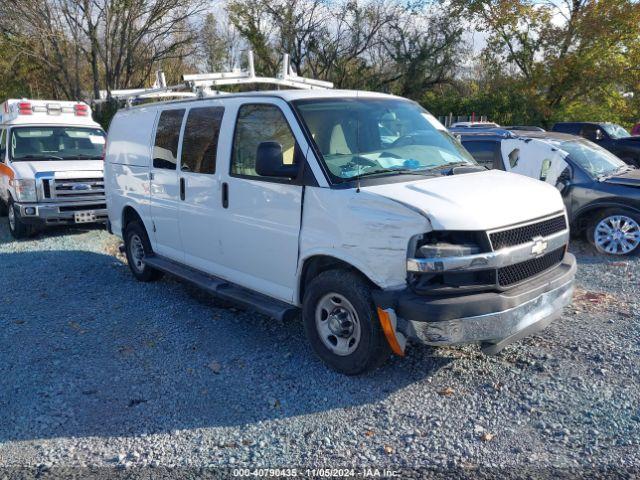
[595,215,640,255]
[315,293,361,356]
[130,234,146,271]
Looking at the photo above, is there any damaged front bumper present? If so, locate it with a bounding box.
[374,252,576,354]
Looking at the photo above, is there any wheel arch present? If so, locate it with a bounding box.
[297,254,381,306]
[572,202,640,233]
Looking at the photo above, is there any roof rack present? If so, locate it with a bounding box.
[97,51,333,106]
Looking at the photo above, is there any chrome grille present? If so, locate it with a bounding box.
[51,177,104,200]
[490,215,567,250]
[497,247,565,287]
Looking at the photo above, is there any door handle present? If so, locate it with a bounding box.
[222,182,229,208]
[149,172,154,181]
[180,177,185,201]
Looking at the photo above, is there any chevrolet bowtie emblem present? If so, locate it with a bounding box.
[531,236,548,256]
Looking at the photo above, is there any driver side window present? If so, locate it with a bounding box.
[231,104,297,178]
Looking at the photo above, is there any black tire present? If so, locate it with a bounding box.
[123,221,164,282]
[302,269,391,375]
[0,197,7,217]
[7,199,32,239]
[586,208,640,256]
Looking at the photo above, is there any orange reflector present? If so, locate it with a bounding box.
[377,307,405,356]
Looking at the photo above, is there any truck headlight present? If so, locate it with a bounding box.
[10,179,37,202]
[419,242,480,258]
[415,231,485,258]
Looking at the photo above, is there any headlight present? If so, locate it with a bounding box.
[10,179,37,202]
[419,242,480,258]
[415,231,484,258]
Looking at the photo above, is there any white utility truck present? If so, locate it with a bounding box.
[0,99,107,238]
[104,57,576,374]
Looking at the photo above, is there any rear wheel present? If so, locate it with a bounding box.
[587,209,640,256]
[7,199,32,239]
[124,221,163,281]
[302,269,391,375]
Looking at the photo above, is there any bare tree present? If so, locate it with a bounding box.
[0,0,207,100]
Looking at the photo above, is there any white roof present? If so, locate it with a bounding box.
[126,89,401,111]
[0,99,102,128]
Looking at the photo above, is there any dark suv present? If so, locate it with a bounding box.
[452,128,640,256]
[551,122,640,167]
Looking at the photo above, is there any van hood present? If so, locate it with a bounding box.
[11,160,104,178]
[362,170,565,231]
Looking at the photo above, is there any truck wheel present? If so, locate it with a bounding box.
[587,209,640,256]
[124,221,164,282]
[7,199,32,239]
[302,269,391,375]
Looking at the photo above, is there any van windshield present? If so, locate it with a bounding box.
[10,126,106,161]
[293,98,475,182]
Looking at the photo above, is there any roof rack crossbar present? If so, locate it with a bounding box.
[183,51,333,91]
[95,51,333,106]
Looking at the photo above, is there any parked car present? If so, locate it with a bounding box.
[0,98,107,238]
[105,91,576,374]
[551,122,640,167]
[504,125,546,132]
[449,121,500,129]
[453,128,640,256]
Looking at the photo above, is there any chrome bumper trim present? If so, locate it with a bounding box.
[407,230,569,273]
[18,202,107,221]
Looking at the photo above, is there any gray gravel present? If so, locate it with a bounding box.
[0,220,638,476]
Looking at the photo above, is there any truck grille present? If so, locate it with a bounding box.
[498,247,565,287]
[45,177,104,200]
[490,215,567,250]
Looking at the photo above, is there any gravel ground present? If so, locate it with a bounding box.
[0,219,638,477]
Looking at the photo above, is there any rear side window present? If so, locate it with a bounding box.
[153,109,185,170]
[463,140,500,169]
[181,106,224,174]
[231,104,297,178]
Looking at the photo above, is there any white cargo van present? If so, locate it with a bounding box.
[0,99,107,238]
[105,89,576,374]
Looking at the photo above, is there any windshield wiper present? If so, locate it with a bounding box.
[356,167,438,179]
[424,161,476,171]
[13,154,64,161]
[60,155,104,160]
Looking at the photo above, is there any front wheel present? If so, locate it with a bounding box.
[7,199,32,239]
[124,221,164,282]
[587,209,640,256]
[302,269,391,375]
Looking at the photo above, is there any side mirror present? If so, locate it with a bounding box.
[255,141,298,178]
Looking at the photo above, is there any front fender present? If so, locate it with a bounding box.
[299,187,430,293]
